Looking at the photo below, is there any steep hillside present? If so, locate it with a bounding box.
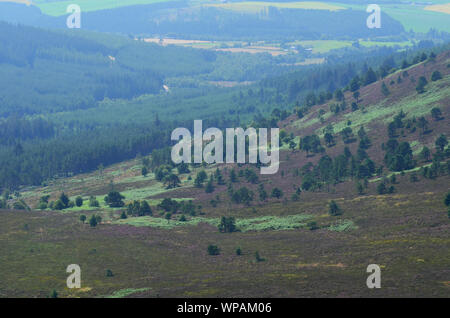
[135,50,450,208]
[10,51,450,214]
[0,49,449,299]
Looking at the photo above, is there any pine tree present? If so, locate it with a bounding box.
[89,215,98,227]
[328,200,342,216]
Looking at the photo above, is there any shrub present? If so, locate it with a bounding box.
[308,221,319,231]
[431,107,443,121]
[409,172,418,182]
[328,200,342,216]
[218,216,237,233]
[390,174,397,184]
[356,182,364,195]
[75,196,83,207]
[231,187,254,205]
[59,193,70,208]
[205,179,214,193]
[431,71,442,81]
[271,188,283,199]
[416,76,428,94]
[255,251,265,262]
[13,200,28,210]
[291,193,300,201]
[104,191,125,208]
[89,215,98,227]
[89,196,100,207]
[381,82,390,96]
[377,182,387,195]
[207,245,220,256]
[54,200,65,210]
[37,201,48,210]
[445,192,450,207]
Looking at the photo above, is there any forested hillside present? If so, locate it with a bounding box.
[0,20,448,192]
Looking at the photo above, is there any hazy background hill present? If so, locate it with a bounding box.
[0,1,405,39]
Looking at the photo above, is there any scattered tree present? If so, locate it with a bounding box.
[218,216,237,233]
[416,76,428,94]
[89,215,98,227]
[104,191,125,208]
[141,166,148,177]
[431,107,443,121]
[435,134,448,152]
[255,251,264,262]
[75,196,83,207]
[444,192,450,207]
[207,245,220,256]
[271,188,283,199]
[328,200,342,216]
[431,71,442,81]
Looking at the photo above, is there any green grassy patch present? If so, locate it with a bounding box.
[35,0,171,16]
[105,287,151,298]
[114,216,219,229]
[120,183,186,201]
[114,214,315,232]
[236,214,313,232]
[328,75,450,135]
[327,220,358,232]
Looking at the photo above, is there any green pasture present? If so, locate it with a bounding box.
[34,0,171,16]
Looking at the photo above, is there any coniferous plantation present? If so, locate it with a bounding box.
[0,0,449,302]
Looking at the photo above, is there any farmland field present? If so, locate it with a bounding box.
[205,1,345,13]
[33,0,172,16]
[288,40,413,54]
[425,3,450,15]
[337,2,450,32]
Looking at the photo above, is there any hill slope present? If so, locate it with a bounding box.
[1,50,448,298]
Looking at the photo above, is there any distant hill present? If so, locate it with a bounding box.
[0,1,405,40]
